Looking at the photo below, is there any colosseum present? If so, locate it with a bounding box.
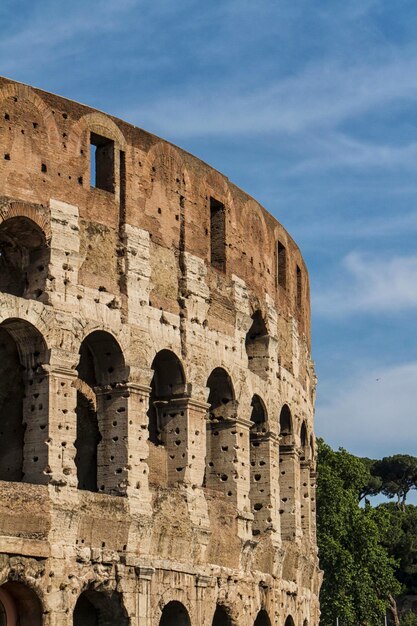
[0,76,321,626]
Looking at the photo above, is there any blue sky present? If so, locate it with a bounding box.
[2,0,417,461]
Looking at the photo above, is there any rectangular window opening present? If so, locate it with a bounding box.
[296,265,302,308]
[90,132,115,193]
[277,241,287,289]
[210,197,226,271]
[119,150,126,223]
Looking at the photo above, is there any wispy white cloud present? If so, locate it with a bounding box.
[125,51,417,138]
[314,252,417,317]
[316,360,417,458]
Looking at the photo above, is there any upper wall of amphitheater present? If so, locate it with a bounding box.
[0,76,311,345]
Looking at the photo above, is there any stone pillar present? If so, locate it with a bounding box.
[206,408,252,536]
[250,432,280,538]
[95,383,151,511]
[125,382,152,513]
[300,460,311,539]
[196,575,211,626]
[44,363,78,488]
[47,198,81,309]
[309,469,317,544]
[153,396,208,487]
[120,224,151,323]
[22,364,50,484]
[279,445,301,541]
[135,566,154,626]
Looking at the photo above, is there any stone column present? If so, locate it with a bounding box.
[135,566,154,626]
[205,409,252,539]
[47,199,81,309]
[309,469,317,544]
[250,431,280,539]
[43,363,78,488]
[279,445,301,541]
[300,460,312,539]
[95,383,151,512]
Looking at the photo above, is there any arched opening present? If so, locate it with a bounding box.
[284,616,295,626]
[212,605,232,626]
[0,319,48,484]
[148,350,186,445]
[245,311,269,379]
[279,405,298,540]
[279,405,293,444]
[73,589,128,626]
[254,610,271,626]
[75,331,127,494]
[159,601,191,626]
[300,421,308,461]
[147,350,187,486]
[0,216,49,300]
[0,581,42,626]
[205,368,237,496]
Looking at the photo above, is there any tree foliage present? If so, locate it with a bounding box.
[317,439,402,626]
[372,455,417,509]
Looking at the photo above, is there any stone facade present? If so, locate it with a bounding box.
[0,77,321,626]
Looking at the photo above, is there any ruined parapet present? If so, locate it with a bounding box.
[0,77,320,626]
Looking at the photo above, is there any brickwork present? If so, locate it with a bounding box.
[0,77,321,626]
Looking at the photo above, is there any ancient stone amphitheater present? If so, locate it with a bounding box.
[0,77,321,626]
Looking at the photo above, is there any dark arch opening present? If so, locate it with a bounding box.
[207,368,235,421]
[279,404,294,445]
[212,605,232,626]
[148,350,186,445]
[300,421,308,460]
[250,395,267,435]
[0,581,43,626]
[0,216,49,300]
[73,589,128,626]
[254,610,271,626]
[284,616,295,626]
[0,319,47,483]
[75,331,126,492]
[159,601,191,626]
[245,310,269,379]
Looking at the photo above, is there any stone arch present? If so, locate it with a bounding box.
[284,616,296,626]
[147,349,188,486]
[73,588,128,626]
[75,330,128,494]
[0,202,51,240]
[205,368,239,497]
[245,310,270,380]
[158,601,191,626]
[300,421,309,460]
[0,81,60,146]
[211,604,233,626]
[241,200,272,275]
[0,214,50,300]
[0,318,49,484]
[279,404,294,445]
[0,581,43,626]
[254,609,272,626]
[68,111,127,158]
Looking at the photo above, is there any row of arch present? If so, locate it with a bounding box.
[0,213,288,381]
[0,316,315,537]
[0,581,302,626]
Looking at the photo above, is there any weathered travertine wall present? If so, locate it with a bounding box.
[0,77,321,626]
